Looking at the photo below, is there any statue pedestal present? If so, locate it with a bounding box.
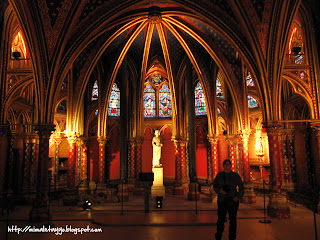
[151,167,165,198]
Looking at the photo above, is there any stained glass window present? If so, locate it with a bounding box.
[144,84,156,117]
[300,71,305,79]
[295,53,303,64]
[108,83,120,117]
[95,109,98,116]
[216,78,223,98]
[151,74,163,85]
[195,81,207,115]
[91,80,98,101]
[246,72,255,86]
[217,108,221,114]
[248,95,258,108]
[159,84,171,117]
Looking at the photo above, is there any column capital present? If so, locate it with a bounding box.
[309,122,320,136]
[34,124,55,139]
[0,124,10,136]
[263,122,283,135]
[65,132,78,144]
[97,137,108,146]
[53,137,62,146]
[135,137,144,145]
[207,134,219,144]
[225,135,239,145]
[237,130,251,142]
[77,137,88,146]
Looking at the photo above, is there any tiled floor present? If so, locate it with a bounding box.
[0,194,319,240]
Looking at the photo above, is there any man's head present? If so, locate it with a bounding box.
[223,159,232,172]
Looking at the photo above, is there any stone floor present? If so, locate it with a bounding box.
[0,194,319,240]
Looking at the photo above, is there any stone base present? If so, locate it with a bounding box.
[242,184,256,203]
[151,167,165,198]
[267,193,290,219]
[151,186,165,198]
[29,206,51,222]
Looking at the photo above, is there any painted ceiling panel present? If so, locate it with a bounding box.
[148,25,165,64]
[127,25,147,71]
[165,26,186,79]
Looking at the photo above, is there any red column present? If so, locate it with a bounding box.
[265,124,290,219]
[174,140,182,181]
[67,135,77,188]
[266,127,283,193]
[226,136,237,172]
[129,140,136,179]
[97,138,107,184]
[80,139,87,182]
[241,134,250,184]
[208,136,219,180]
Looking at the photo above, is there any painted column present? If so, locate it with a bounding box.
[240,132,256,203]
[173,139,185,195]
[265,123,290,219]
[128,139,136,180]
[97,137,107,186]
[135,138,143,178]
[66,134,77,188]
[281,131,291,185]
[287,132,296,183]
[309,125,320,186]
[30,124,55,222]
[181,140,188,181]
[30,137,38,188]
[226,135,237,172]
[80,139,88,183]
[278,133,285,183]
[208,136,219,180]
[240,133,250,183]
[52,138,61,187]
[22,136,32,188]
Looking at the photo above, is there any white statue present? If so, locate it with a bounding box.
[152,130,163,167]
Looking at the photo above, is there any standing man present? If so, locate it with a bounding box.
[213,159,244,240]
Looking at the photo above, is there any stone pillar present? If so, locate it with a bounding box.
[66,134,77,189]
[29,124,55,222]
[240,133,256,203]
[208,136,219,179]
[97,137,107,187]
[265,124,290,218]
